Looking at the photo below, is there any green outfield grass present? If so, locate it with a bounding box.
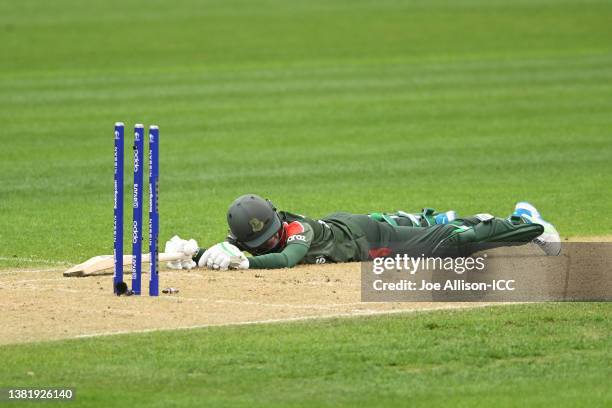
[1,303,610,407]
[1,2,611,406]
[1,0,611,267]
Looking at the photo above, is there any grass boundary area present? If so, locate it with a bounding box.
[72,303,495,342]
[0,303,609,407]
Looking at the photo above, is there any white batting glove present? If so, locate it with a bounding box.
[179,259,197,270]
[164,235,199,256]
[164,235,185,254]
[198,242,249,270]
[164,235,199,269]
[183,239,199,257]
[167,258,197,270]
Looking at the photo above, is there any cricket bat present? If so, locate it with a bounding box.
[63,252,189,277]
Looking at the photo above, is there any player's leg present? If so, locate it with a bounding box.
[369,208,458,227]
[432,216,544,256]
[348,214,494,257]
[337,214,438,258]
[448,203,561,255]
[346,210,555,259]
[384,215,544,257]
[387,223,463,256]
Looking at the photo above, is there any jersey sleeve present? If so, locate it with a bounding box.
[284,221,313,248]
[247,221,313,269]
[247,244,308,269]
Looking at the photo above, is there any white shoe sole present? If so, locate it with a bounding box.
[533,232,561,256]
[519,211,561,256]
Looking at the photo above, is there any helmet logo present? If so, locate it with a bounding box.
[249,218,264,232]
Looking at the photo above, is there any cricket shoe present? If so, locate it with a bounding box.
[513,202,561,256]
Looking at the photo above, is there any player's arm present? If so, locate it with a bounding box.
[192,241,308,270]
[247,243,308,269]
[245,220,313,269]
[199,221,313,270]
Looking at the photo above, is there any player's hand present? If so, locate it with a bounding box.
[177,258,197,270]
[165,235,199,256]
[198,242,249,270]
[164,235,199,269]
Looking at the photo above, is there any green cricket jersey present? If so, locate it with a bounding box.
[247,211,368,269]
[245,211,544,269]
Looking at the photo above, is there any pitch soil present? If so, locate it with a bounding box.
[1,236,609,345]
[0,263,486,345]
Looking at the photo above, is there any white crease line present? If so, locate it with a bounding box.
[73,303,499,340]
[0,268,64,275]
[0,282,366,313]
[65,293,366,312]
[0,279,365,311]
[212,299,361,310]
[0,257,70,265]
[215,299,369,308]
[0,268,357,288]
[0,277,67,286]
[152,297,362,311]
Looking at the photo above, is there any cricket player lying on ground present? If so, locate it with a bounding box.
[166,194,561,270]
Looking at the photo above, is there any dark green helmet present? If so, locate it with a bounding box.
[227,194,282,250]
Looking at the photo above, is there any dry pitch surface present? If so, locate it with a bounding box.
[1,263,485,345]
[2,237,608,345]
